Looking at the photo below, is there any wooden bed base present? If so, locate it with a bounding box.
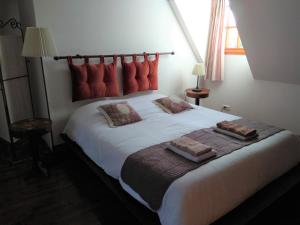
[61,134,300,225]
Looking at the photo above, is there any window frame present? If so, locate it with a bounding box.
[224,6,245,55]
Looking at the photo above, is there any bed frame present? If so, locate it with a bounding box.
[61,134,300,225]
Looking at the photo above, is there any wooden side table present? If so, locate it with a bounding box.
[186,88,210,105]
[10,118,52,176]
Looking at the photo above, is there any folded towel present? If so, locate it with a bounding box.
[216,120,257,137]
[214,127,258,141]
[170,136,212,157]
[166,143,216,163]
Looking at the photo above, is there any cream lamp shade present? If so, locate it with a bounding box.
[22,27,57,57]
[192,62,206,76]
[191,62,206,92]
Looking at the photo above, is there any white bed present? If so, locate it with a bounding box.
[63,92,300,225]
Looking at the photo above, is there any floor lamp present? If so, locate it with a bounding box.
[22,27,57,149]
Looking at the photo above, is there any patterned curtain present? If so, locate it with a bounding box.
[205,0,226,81]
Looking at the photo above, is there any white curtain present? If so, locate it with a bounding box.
[205,0,227,81]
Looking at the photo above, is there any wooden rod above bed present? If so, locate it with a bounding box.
[53,51,175,60]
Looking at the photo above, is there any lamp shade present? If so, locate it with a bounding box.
[192,63,206,76]
[22,27,57,57]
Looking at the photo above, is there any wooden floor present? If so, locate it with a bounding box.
[0,147,141,225]
[1,143,300,225]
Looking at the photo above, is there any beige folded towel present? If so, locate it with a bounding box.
[213,127,258,141]
[217,120,257,137]
[166,143,216,163]
[170,136,212,157]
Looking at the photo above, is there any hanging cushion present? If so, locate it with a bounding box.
[68,56,120,102]
[148,53,159,90]
[120,60,139,95]
[68,57,90,101]
[153,97,193,114]
[97,101,142,127]
[121,53,159,95]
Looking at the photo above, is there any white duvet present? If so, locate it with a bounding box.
[64,93,300,225]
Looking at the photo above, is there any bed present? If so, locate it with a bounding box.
[63,92,300,225]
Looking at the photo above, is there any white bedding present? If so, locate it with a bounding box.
[64,93,300,225]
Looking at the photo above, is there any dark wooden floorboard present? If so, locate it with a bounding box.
[1,143,300,225]
[0,149,142,225]
[248,182,300,225]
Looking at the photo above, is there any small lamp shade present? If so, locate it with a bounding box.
[192,63,206,76]
[22,27,57,57]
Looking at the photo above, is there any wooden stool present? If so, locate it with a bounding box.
[10,118,52,176]
[186,88,210,105]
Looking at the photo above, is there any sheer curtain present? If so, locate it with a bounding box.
[205,0,226,81]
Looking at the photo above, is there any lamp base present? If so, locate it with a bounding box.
[192,88,202,92]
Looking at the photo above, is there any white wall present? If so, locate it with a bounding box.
[32,0,197,144]
[18,0,49,120]
[201,0,300,135]
[174,0,211,60]
[202,56,300,135]
[0,0,20,35]
[0,36,32,123]
[0,0,21,141]
[18,0,36,28]
[230,0,300,84]
[0,87,9,141]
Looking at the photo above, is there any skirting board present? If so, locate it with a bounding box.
[61,134,300,225]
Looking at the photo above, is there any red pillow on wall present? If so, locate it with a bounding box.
[68,57,90,101]
[121,53,159,95]
[148,53,159,90]
[121,58,138,95]
[134,54,150,91]
[68,56,120,102]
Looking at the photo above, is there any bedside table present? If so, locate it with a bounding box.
[10,118,52,176]
[186,88,210,105]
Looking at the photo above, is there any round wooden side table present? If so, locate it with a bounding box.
[186,88,210,105]
[10,118,52,176]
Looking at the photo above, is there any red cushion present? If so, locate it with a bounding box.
[121,53,159,95]
[103,57,121,97]
[134,55,150,91]
[68,57,91,101]
[121,61,139,95]
[68,56,120,102]
[86,63,106,98]
[148,53,159,90]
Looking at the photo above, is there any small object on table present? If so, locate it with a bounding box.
[192,63,206,92]
[186,88,209,106]
[10,118,52,177]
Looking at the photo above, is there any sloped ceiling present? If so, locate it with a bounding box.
[230,0,300,84]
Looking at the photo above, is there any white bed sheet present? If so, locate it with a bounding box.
[63,93,300,225]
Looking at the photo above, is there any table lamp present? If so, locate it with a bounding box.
[192,62,206,92]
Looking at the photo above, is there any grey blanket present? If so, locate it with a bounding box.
[120,119,283,211]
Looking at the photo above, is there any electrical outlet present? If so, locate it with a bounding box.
[222,105,231,111]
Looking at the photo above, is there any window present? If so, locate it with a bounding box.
[171,0,245,57]
[225,4,245,55]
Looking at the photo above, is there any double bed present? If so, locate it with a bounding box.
[63,92,300,225]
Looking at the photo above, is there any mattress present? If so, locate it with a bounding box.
[63,92,300,225]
